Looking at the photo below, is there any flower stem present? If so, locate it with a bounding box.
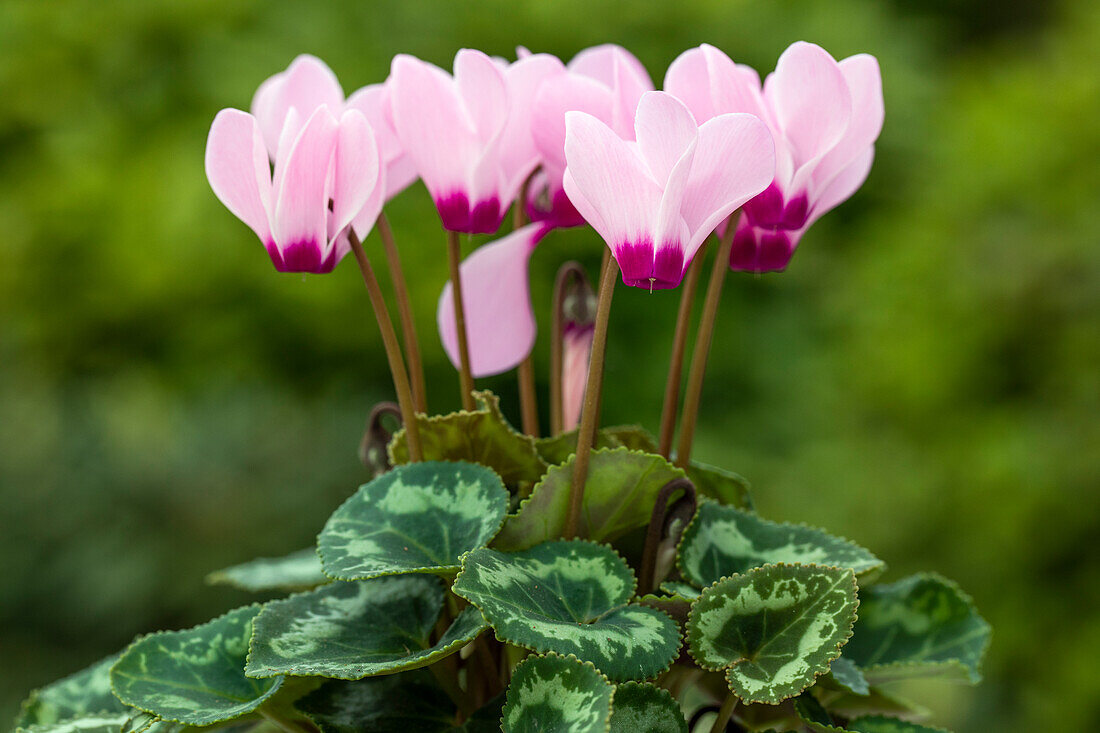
[657,240,708,458]
[378,212,427,414]
[446,229,476,411]
[709,691,740,733]
[563,256,618,540]
[512,180,539,436]
[549,261,587,435]
[675,220,735,468]
[349,230,422,462]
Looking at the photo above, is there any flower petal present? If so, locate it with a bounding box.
[664,47,715,122]
[345,83,418,200]
[437,223,549,377]
[809,146,875,225]
[532,73,613,174]
[765,42,851,170]
[813,54,883,191]
[634,91,698,185]
[681,112,776,256]
[454,48,509,144]
[205,108,273,244]
[251,54,344,156]
[331,110,382,245]
[272,105,339,268]
[569,44,653,138]
[500,53,566,199]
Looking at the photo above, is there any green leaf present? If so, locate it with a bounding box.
[843,573,990,684]
[453,541,681,681]
[246,575,485,679]
[15,713,133,733]
[684,461,754,510]
[318,461,508,581]
[110,605,283,726]
[828,656,870,695]
[678,501,884,588]
[686,564,858,704]
[388,391,546,487]
[295,671,457,732]
[16,654,127,728]
[501,653,613,733]
[493,448,685,550]
[848,716,950,733]
[821,686,930,722]
[608,682,687,733]
[793,692,846,733]
[535,426,658,465]
[206,548,326,593]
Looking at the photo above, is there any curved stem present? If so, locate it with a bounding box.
[378,213,427,414]
[658,241,708,458]
[549,261,587,435]
[709,691,739,733]
[446,229,476,411]
[675,220,736,468]
[638,477,697,595]
[563,256,618,540]
[349,231,422,462]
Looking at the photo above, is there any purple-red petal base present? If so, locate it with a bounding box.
[437,192,503,235]
[614,239,684,289]
[266,239,340,274]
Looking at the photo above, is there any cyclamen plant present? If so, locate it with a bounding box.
[15,43,989,733]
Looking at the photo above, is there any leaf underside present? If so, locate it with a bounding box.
[685,461,754,510]
[206,548,327,592]
[534,425,659,465]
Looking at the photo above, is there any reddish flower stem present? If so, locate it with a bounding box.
[378,212,428,414]
[657,240,708,458]
[445,229,476,411]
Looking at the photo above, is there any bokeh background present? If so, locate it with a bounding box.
[2,1,1098,730]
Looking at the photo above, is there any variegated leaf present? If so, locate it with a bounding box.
[206,548,326,592]
[501,653,613,733]
[16,654,127,728]
[110,605,283,726]
[678,501,883,588]
[535,426,658,465]
[319,461,508,580]
[296,671,456,731]
[843,573,990,684]
[793,692,846,732]
[453,541,681,681]
[608,682,687,733]
[493,448,685,550]
[685,461,753,510]
[828,657,870,695]
[15,713,133,733]
[848,716,951,732]
[388,391,546,487]
[246,575,485,679]
[686,564,858,704]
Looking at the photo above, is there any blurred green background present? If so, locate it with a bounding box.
[2,0,1098,730]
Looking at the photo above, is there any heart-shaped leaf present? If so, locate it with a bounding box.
[493,448,685,550]
[843,573,990,684]
[207,548,326,592]
[848,717,950,733]
[16,654,127,729]
[609,682,687,733]
[684,461,753,510]
[678,501,884,588]
[501,653,613,733]
[246,575,485,679]
[453,541,681,681]
[319,461,508,581]
[110,605,283,726]
[388,391,546,487]
[15,713,133,733]
[535,426,658,465]
[686,564,858,704]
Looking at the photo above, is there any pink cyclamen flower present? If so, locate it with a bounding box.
[251,54,418,207]
[205,105,382,273]
[437,223,552,377]
[388,49,562,234]
[563,91,775,289]
[527,44,654,227]
[666,42,883,272]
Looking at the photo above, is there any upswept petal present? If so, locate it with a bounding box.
[813,54,883,189]
[331,109,381,242]
[345,83,418,199]
[681,112,776,256]
[205,109,273,244]
[499,52,566,198]
[251,54,344,155]
[808,146,875,225]
[634,91,698,185]
[765,42,851,169]
[664,47,716,122]
[563,111,662,252]
[532,73,612,173]
[437,223,550,377]
[702,44,771,125]
[389,54,477,201]
[568,44,653,139]
[454,49,509,144]
[271,106,339,270]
